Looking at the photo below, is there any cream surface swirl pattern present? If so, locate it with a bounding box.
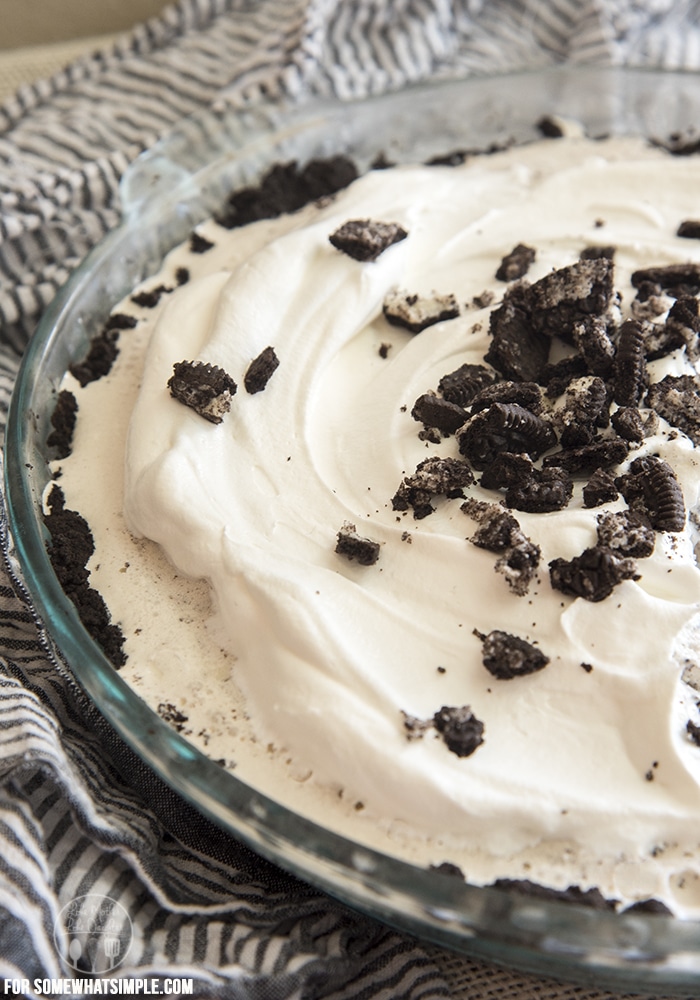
[57,135,700,914]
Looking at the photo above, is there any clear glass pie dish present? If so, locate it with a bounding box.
[6,65,700,994]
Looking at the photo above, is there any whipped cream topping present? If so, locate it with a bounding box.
[55,134,700,913]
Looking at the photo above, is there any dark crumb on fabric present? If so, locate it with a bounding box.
[335,523,381,566]
[168,360,237,423]
[216,156,359,228]
[491,878,617,911]
[433,705,485,757]
[549,545,639,602]
[43,484,126,668]
[69,327,120,387]
[474,628,549,680]
[244,346,279,394]
[47,390,78,459]
[329,219,408,262]
[189,231,215,253]
[495,243,536,282]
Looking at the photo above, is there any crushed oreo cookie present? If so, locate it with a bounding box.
[646,373,700,446]
[485,284,550,381]
[131,284,171,309]
[383,289,459,333]
[329,219,408,262]
[615,455,686,532]
[504,465,573,513]
[433,705,485,757]
[458,403,556,470]
[469,380,543,416]
[549,545,639,602]
[582,468,619,508]
[529,257,614,342]
[69,326,121,387]
[411,392,468,435]
[491,879,616,911]
[244,345,279,394]
[437,363,497,407]
[335,523,381,565]
[47,390,78,459]
[496,243,536,282]
[612,319,648,407]
[392,457,474,519]
[474,628,549,680]
[596,510,655,558]
[631,262,700,299]
[677,220,700,239]
[168,360,237,424]
[464,500,540,595]
[189,231,215,253]
[542,437,629,477]
[43,485,125,667]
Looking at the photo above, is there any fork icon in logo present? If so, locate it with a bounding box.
[103,937,121,970]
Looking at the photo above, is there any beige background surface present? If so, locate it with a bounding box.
[1,0,169,49]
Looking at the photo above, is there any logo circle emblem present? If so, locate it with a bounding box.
[55,894,133,973]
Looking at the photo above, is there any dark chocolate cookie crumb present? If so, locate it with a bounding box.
[430,861,465,879]
[665,297,700,361]
[433,705,485,758]
[244,345,279,394]
[411,392,468,434]
[43,485,126,668]
[485,284,550,382]
[553,376,609,447]
[492,878,617,911]
[572,316,615,376]
[47,390,78,459]
[189,231,215,253]
[131,284,170,308]
[105,312,138,331]
[383,289,459,333]
[677,220,700,239]
[549,545,639,602]
[457,403,556,470]
[69,327,120,387]
[580,245,616,261]
[615,455,686,532]
[504,466,573,513]
[392,457,474,519]
[622,898,673,916]
[168,360,237,424]
[538,355,589,397]
[475,628,549,680]
[536,115,565,138]
[469,380,543,416]
[438,363,497,408]
[687,719,700,747]
[466,502,540,595]
[610,406,647,442]
[217,156,359,228]
[582,468,619,507]
[596,510,655,558]
[612,319,648,407]
[329,219,408,262]
[158,702,189,733]
[402,711,431,740]
[335,523,381,566]
[479,452,534,491]
[542,437,629,476]
[646,373,700,446]
[529,257,614,342]
[496,243,536,282]
[631,262,700,299]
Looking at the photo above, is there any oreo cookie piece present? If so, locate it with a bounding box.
[457,403,556,470]
[69,326,121,387]
[44,485,126,668]
[47,389,78,459]
[383,289,459,333]
[549,545,639,602]
[168,360,237,424]
[677,220,700,239]
[612,319,648,407]
[538,355,589,397]
[646,373,700,446]
[553,375,609,448]
[580,245,616,261]
[615,455,686,532]
[572,316,615,376]
[217,156,359,228]
[437,363,498,407]
[631,262,700,299]
[542,437,629,476]
[479,452,534,491]
[495,243,536,282]
[475,628,549,679]
[244,345,279,394]
[529,257,614,341]
[466,501,540,595]
[329,219,408,261]
[189,231,215,253]
[433,705,485,757]
[504,466,573,513]
[468,380,543,415]
[335,523,381,565]
[484,284,550,382]
[664,296,700,361]
[596,510,655,558]
[492,879,616,911]
[392,456,474,519]
[582,468,618,508]
[131,284,170,308]
[411,392,468,434]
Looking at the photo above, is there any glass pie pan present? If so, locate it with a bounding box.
[6,65,700,993]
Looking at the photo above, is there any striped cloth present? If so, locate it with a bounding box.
[0,2,698,996]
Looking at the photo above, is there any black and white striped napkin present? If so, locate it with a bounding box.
[0,2,698,996]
